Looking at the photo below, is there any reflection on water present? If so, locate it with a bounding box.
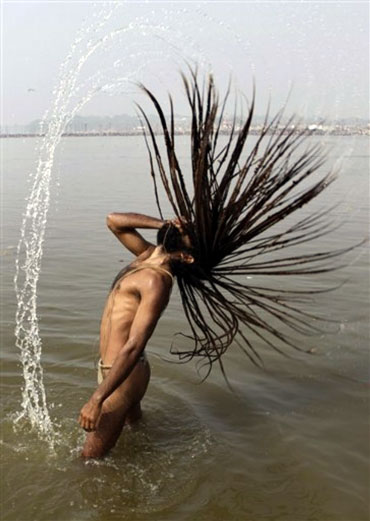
[1,136,369,521]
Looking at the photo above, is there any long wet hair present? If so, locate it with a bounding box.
[136,68,353,379]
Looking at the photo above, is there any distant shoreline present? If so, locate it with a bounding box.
[1,129,369,138]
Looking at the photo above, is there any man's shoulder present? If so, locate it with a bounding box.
[140,268,171,288]
[136,269,172,305]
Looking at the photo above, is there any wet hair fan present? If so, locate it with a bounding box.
[136,67,355,381]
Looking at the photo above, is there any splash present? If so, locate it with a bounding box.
[12,3,221,444]
[13,4,118,444]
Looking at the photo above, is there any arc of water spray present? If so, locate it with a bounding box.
[12,4,205,444]
[13,4,119,443]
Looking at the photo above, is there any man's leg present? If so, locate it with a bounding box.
[124,402,143,425]
[81,359,150,459]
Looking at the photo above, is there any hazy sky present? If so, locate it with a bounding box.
[2,1,369,126]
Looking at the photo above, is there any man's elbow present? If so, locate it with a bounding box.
[106,213,117,230]
[106,213,125,232]
[106,213,133,232]
[106,213,113,229]
[119,337,145,361]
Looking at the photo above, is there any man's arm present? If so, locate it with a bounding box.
[107,212,165,256]
[78,277,169,432]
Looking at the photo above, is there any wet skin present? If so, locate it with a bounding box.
[79,213,192,458]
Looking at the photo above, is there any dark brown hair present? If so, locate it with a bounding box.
[157,222,189,253]
[137,68,355,380]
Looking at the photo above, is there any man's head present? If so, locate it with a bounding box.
[157,221,194,267]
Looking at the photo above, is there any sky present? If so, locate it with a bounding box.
[1,0,369,127]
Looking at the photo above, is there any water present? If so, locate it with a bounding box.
[11,1,254,441]
[2,4,369,518]
[12,4,116,443]
[1,135,369,521]
[11,2,216,442]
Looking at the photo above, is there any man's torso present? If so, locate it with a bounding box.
[99,261,172,365]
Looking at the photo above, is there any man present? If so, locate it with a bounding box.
[79,212,193,458]
[79,71,342,458]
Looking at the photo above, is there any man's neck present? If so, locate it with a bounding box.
[143,246,172,271]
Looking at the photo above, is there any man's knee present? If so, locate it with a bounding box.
[81,438,106,459]
[81,430,117,459]
[81,415,123,459]
[81,445,106,459]
[124,402,142,425]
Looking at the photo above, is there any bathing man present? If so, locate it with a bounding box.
[79,212,193,458]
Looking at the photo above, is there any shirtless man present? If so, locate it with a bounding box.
[79,212,193,458]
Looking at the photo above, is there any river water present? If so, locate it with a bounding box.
[1,135,369,521]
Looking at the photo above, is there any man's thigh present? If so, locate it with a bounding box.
[82,360,150,458]
[81,389,131,458]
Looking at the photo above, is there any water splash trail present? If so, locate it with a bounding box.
[13,4,119,445]
[12,3,208,445]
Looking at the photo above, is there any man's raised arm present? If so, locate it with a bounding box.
[106,212,165,256]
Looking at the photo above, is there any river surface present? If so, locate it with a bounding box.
[1,135,369,521]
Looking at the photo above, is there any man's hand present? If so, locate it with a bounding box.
[78,397,103,432]
[168,216,193,249]
[169,216,188,232]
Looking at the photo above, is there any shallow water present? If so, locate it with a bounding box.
[1,135,369,521]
